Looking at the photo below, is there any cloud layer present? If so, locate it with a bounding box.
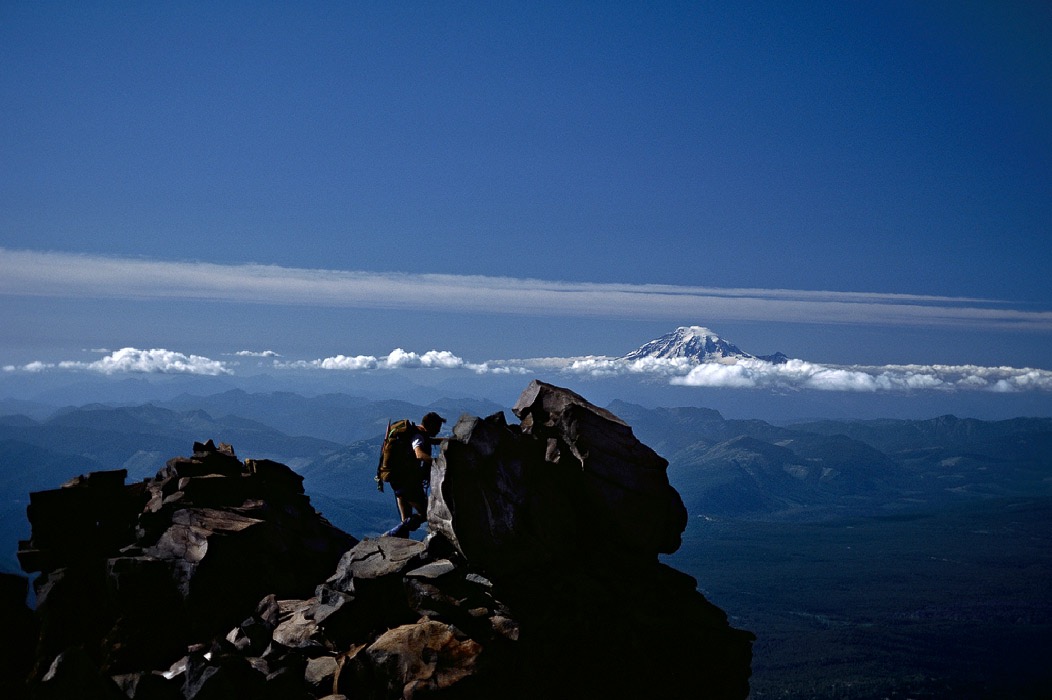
[276,349,498,373]
[6,345,1051,393]
[522,355,1052,393]
[3,248,1050,330]
[4,348,231,375]
[2,249,1049,393]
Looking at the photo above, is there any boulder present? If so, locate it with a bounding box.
[513,380,688,556]
[349,619,484,700]
[303,655,340,696]
[18,439,356,681]
[428,381,688,575]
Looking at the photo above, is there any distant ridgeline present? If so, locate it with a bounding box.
[608,402,1052,520]
[1,381,753,700]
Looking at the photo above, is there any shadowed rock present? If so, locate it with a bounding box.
[13,384,752,699]
[18,439,355,680]
[429,380,688,575]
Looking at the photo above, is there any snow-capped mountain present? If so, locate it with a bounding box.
[622,326,788,364]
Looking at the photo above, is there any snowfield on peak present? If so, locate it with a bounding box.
[622,326,756,364]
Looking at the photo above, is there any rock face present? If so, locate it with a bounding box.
[429,380,688,574]
[14,440,355,694]
[6,383,753,700]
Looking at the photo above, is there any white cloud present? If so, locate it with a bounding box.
[665,358,1052,393]
[39,348,232,375]
[565,355,698,378]
[503,353,1052,394]
[3,360,53,373]
[5,342,1050,393]
[385,349,468,369]
[283,348,497,374]
[3,248,1050,331]
[234,349,281,358]
[318,355,379,370]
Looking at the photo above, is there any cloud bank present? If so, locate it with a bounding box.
[3,248,1050,331]
[3,348,232,375]
[528,355,1052,393]
[6,345,1050,394]
[276,349,519,374]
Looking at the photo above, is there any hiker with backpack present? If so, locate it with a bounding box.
[376,411,446,538]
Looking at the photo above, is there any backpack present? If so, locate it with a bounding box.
[375,419,418,492]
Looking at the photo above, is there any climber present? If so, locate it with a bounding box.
[380,411,446,538]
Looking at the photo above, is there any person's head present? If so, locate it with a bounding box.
[421,411,446,437]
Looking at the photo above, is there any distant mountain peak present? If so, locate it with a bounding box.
[623,326,751,363]
[622,326,789,365]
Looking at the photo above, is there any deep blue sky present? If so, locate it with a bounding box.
[1,1,1051,415]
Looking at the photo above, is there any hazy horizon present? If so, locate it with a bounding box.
[3,3,1050,422]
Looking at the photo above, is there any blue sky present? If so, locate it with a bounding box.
[2,1,1051,417]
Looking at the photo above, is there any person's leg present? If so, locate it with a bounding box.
[400,483,427,531]
[382,518,411,538]
[383,481,427,537]
[396,494,413,521]
[384,478,415,537]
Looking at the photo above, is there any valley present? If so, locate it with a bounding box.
[666,498,1052,698]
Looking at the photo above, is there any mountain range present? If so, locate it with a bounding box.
[1,379,1049,698]
[5,384,755,700]
[3,324,1049,425]
[3,389,1049,569]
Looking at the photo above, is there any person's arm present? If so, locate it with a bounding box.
[414,443,433,465]
[412,434,433,465]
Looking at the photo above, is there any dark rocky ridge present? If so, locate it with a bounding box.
[4,381,753,699]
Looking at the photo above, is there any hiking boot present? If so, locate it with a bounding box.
[382,518,412,538]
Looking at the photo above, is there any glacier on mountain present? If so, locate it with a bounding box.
[621,326,789,365]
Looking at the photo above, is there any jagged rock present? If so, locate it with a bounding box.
[262,655,313,700]
[18,469,145,572]
[489,558,754,699]
[35,647,125,700]
[309,586,355,626]
[512,380,688,556]
[429,380,688,575]
[311,538,428,648]
[31,565,117,677]
[348,619,484,700]
[327,537,427,591]
[303,655,340,695]
[225,594,281,656]
[13,384,752,699]
[18,439,355,684]
[110,671,180,700]
[102,555,188,670]
[246,457,307,494]
[179,648,266,700]
[427,411,547,575]
[271,598,332,653]
[0,573,36,700]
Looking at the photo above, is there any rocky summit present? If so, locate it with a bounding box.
[4,381,753,700]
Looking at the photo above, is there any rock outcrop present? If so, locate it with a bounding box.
[429,380,688,574]
[6,382,753,699]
